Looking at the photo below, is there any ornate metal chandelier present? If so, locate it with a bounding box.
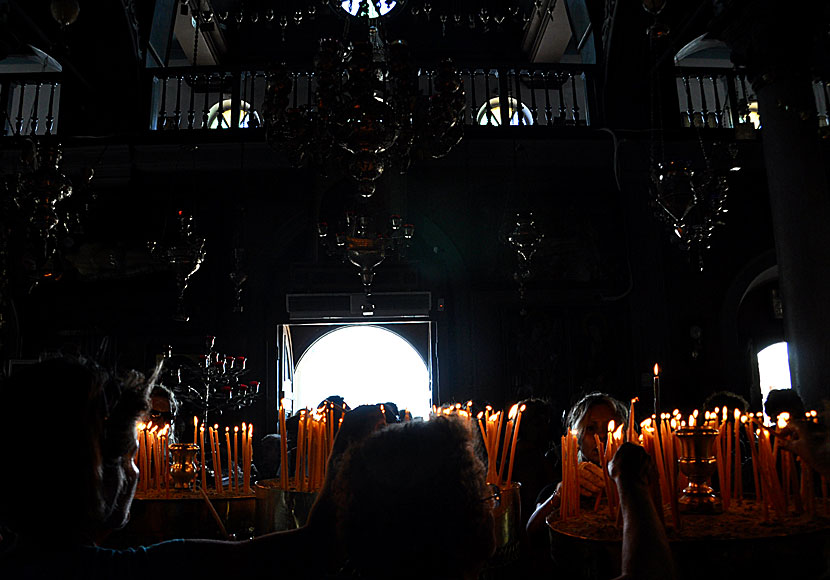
[650,146,737,271]
[263,9,465,197]
[504,212,544,314]
[317,211,414,298]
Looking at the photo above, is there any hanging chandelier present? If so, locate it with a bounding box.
[148,211,207,322]
[0,139,94,288]
[263,5,465,197]
[504,212,544,314]
[317,211,414,299]
[650,146,738,271]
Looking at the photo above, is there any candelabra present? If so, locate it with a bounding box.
[263,15,464,197]
[165,336,260,423]
[317,212,414,297]
[148,211,206,322]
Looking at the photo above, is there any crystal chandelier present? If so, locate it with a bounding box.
[317,211,414,300]
[0,139,94,288]
[504,212,543,314]
[650,147,736,271]
[148,211,206,322]
[263,7,465,197]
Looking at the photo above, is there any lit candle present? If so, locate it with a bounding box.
[233,426,239,492]
[193,416,199,445]
[506,404,526,484]
[225,427,232,494]
[200,424,206,491]
[246,423,253,493]
[213,425,222,492]
[138,423,146,492]
[652,364,660,416]
[627,397,639,442]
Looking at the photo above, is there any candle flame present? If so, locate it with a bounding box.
[150,425,158,434]
[670,418,677,429]
[653,363,660,376]
[234,426,239,433]
[613,424,624,441]
[200,424,205,432]
[226,426,230,433]
[693,409,699,418]
[467,400,473,408]
[777,412,790,430]
[608,420,616,433]
[734,409,741,420]
[194,416,198,427]
[508,403,519,420]
[722,407,728,422]
[640,418,652,429]
[519,404,526,412]
[477,411,484,420]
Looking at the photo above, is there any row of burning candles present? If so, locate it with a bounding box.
[135,418,254,495]
[560,401,825,524]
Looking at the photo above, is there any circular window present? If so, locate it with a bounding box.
[476,97,534,126]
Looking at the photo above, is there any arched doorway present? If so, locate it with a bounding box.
[285,323,433,420]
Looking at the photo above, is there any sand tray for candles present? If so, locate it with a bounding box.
[547,501,830,579]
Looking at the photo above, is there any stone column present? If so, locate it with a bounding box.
[715,1,830,407]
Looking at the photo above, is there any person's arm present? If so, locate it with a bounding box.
[526,460,604,535]
[778,419,830,475]
[609,443,676,580]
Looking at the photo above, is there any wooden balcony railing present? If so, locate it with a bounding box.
[2,65,828,138]
[1,73,62,136]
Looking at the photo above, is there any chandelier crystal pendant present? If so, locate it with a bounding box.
[264,16,465,197]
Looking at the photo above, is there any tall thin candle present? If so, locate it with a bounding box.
[200,425,206,491]
[506,405,526,484]
[225,427,232,494]
[233,426,239,492]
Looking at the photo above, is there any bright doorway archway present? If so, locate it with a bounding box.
[293,325,431,419]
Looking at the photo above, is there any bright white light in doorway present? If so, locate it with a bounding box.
[294,325,430,420]
[757,341,792,424]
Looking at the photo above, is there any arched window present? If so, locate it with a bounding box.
[206,99,260,129]
[293,325,431,419]
[476,97,534,126]
[339,0,398,18]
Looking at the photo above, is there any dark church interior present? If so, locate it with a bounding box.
[1,0,830,578]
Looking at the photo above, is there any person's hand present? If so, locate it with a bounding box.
[577,461,605,496]
[778,419,830,475]
[608,443,655,490]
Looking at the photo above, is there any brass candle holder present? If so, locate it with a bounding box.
[676,427,722,514]
[169,443,200,490]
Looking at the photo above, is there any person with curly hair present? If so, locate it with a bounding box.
[333,415,496,580]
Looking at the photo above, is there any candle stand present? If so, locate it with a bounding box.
[676,427,722,514]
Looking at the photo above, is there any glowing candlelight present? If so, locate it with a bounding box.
[193,416,199,445]
[225,427,232,494]
[506,404,526,484]
[233,426,239,492]
[652,363,660,416]
[200,424,206,491]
